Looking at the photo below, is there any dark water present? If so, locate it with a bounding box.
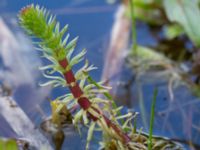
[0,0,200,150]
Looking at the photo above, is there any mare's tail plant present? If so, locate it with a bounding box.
[18,4,139,150]
[18,4,183,150]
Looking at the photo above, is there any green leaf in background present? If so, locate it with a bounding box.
[0,140,3,150]
[129,46,170,63]
[125,0,165,25]
[164,0,200,47]
[0,138,18,150]
[164,24,184,39]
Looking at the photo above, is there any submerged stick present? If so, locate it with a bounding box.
[101,2,131,94]
[0,96,53,150]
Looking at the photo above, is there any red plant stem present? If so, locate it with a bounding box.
[58,58,131,144]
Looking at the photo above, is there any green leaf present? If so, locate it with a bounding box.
[164,0,200,47]
[5,140,18,150]
[0,139,18,150]
[86,122,96,150]
[148,88,158,150]
[129,46,169,63]
[69,49,86,67]
[165,24,184,39]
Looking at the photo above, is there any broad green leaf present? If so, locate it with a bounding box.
[5,140,18,150]
[0,139,18,150]
[164,0,200,47]
[0,140,3,150]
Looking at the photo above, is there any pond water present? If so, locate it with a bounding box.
[0,0,200,150]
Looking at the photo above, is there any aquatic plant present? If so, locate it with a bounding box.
[148,88,158,150]
[18,4,183,150]
[18,4,134,149]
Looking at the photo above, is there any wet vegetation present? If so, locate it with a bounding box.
[0,0,200,150]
